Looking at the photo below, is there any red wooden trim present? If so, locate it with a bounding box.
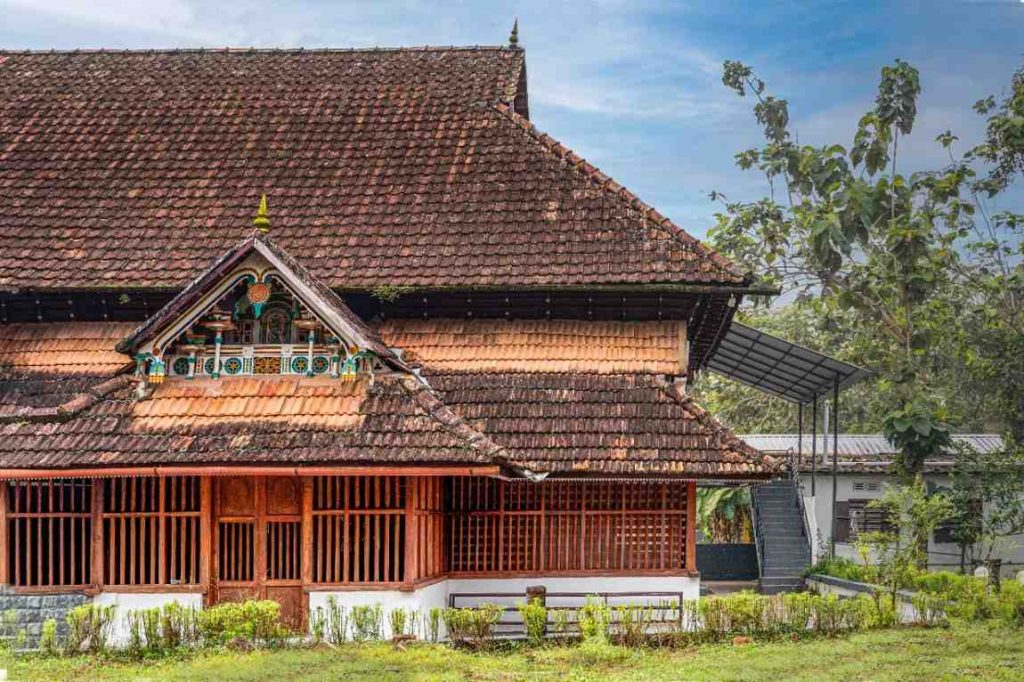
[301,477,313,588]
[685,481,697,573]
[0,466,501,480]
[199,477,212,592]
[91,478,104,589]
[0,481,8,585]
[405,476,419,584]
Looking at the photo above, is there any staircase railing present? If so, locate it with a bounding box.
[785,447,813,564]
[750,484,765,579]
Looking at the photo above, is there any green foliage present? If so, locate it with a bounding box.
[807,555,877,584]
[424,606,442,643]
[696,487,752,542]
[350,604,383,642]
[369,284,414,303]
[578,596,611,643]
[38,618,59,657]
[65,604,114,655]
[324,596,349,645]
[516,598,547,645]
[707,57,1024,461]
[853,480,954,610]
[693,592,883,642]
[196,600,289,648]
[441,604,503,650]
[613,604,654,648]
[388,607,408,639]
[948,441,1024,564]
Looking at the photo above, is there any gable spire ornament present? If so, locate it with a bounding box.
[253,193,271,233]
[509,18,519,48]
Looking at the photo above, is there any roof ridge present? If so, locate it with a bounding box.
[0,45,518,55]
[491,103,747,284]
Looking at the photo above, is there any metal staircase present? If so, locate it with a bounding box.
[751,479,812,594]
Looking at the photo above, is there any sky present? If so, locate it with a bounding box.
[2,0,1022,238]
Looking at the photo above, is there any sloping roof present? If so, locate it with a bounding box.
[0,322,134,417]
[376,319,686,374]
[0,374,505,469]
[0,48,745,292]
[708,322,872,403]
[1,322,133,377]
[425,370,780,478]
[741,433,1005,473]
[118,234,396,360]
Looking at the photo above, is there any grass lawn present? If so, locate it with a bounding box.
[2,624,1022,681]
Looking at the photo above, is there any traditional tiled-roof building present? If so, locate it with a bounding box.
[0,41,778,635]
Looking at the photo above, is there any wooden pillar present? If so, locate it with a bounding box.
[199,477,212,593]
[301,477,313,588]
[255,477,267,598]
[685,481,697,573]
[0,481,8,585]
[404,476,419,586]
[90,478,104,589]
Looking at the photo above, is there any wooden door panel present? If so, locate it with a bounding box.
[212,477,307,630]
[266,585,305,630]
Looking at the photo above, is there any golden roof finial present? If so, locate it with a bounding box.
[509,18,519,48]
[253,193,270,233]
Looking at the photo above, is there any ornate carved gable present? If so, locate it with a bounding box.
[119,233,399,385]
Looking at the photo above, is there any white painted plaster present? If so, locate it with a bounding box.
[93,592,204,646]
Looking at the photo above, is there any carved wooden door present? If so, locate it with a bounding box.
[212,477,306,630]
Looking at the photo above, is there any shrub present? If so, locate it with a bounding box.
[424,607,442,643]
[350,605,383,642]
[197,600,289,648]
[324,596,348,645]
[161,602,198,648]
[551,607,571,637]
[578,596,611,643]
[388,607,408,639]
[39,618,59,656]
[442,604,503,649]
[310,607,326,645]
[614,604,653,648]
[65,604,114,654]
[516,598,547,645]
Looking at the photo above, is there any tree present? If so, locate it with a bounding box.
[696,487,753,543]
[855,480,953,608]
[706,59,1024,470]
[948,442,1024,569]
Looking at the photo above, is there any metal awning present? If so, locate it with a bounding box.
[706,322,871,404]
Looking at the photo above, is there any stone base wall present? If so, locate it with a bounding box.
[0,588,91,649]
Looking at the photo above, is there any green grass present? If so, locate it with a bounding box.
[3,624,1023,681]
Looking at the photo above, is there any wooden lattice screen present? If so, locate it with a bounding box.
[102,476,202,586]
[311,476,406,584]
[447,479,690,575]
[6,480,92,588]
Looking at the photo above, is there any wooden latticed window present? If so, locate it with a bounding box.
[311,476,406,584]
[102,477,202,586]
[6,480,92,588]
[834,499,894,543]
[447,479,690,575]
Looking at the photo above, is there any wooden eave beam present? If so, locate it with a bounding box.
[0,465,501,480]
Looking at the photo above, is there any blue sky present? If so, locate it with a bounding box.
[3,0,1022,237]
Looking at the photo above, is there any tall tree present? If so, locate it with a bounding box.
[705,59,1024,468]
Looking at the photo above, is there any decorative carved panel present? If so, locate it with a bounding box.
[266,478,301,516]
[218,477,255,516]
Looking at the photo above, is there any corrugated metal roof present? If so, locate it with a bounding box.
[738,434,1005,474]
[739,434,1004,456]
[708,323,872,404]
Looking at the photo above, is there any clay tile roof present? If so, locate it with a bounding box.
[0,322,135,416]
[377,318,687,375]
[422,370,779,478]
[0,374,505,469]
[0,48,744,292]
[0,322,134,377]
